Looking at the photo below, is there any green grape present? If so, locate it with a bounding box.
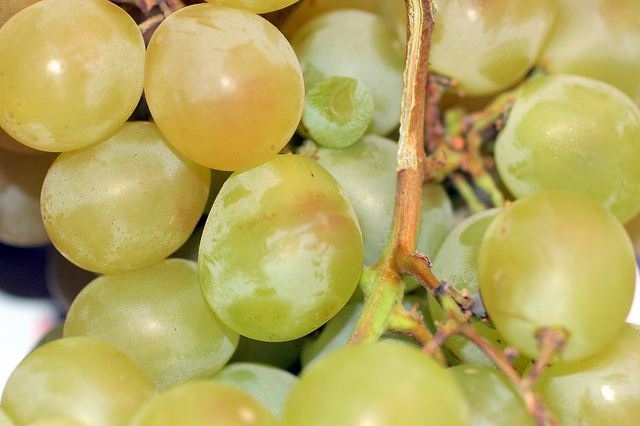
[23,419,87,426]
[0,407,14,426]
[145,3,304,171]
[40,122,210,274]
[0,148,55,247]
[449,365,533,426]
[283,341,469,425]
[203,0,299,14]
[199,154,363,341]
[539,0,640,105]
[478,191,636,363]
[131,381,278,426]
[314,135,453,271]
[0,0,41,27]
[0,0,145,152]
[291,9,405,136]
[31,322,63,351]
[429,0,557,96]
[534,323,640,425]
[212,362,298,419]
[1,337,156,426]
[495,74,640,223]
[63,259,239,390]
[301,77,374,149]
[428,208,531,373]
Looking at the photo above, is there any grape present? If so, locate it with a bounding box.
[212,362,298,419]
[1,337,156,426]
[429,0,557,96]
[199,154,363,341]
[314,134,454,271]
[449,365,534,426]
[495,74,640,223]
[64,259,239,390]
[478,190,636,362]
[228,335,303,371]
[301,77,374,149]
[203,0,299,14]
[0,127,43,155]
[428,208,531,373]
[144,3,304,171]
[131,381,278,426]
[540,0,640,105]
[282,341,470,425]
[0,407,14,426]
[534,323,640,424]
[0,147,55,247]
[290,9,405,136]
[0,0,145,151]
[40,122,210,274]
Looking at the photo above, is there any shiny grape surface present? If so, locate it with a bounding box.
[203,0,298,14]
[540,0,640,105]
[40,122,210,274]
[495,74,640,223]
[145,3,304,171]
[132,381,278,426]
[478,191,636,362]
[64,259,239,390]
[1,337,156,426]
[291,9,405,136]
[199,154,363,341]
[534,324,640,424]
[0,0,145,151]
[430,0,557,96]
[283,341,470,425]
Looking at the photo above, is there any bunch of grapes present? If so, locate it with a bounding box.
[0,0,639,424]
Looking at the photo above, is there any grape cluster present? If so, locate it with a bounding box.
[1,0,639,425]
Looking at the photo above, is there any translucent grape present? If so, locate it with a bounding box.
[199,154,363,341]
[478,191,636,362]
[291,9,405,136]
[1,337,156,426]
[495,74,640,223]
[131,381,278,426]
[430,0,557,96]
[540,0,640,105]
[449,365,534,426]
[202,0,299,14]
[534,324,640,424]
[40,122,210,274]
[64,259,239,390]
[0,0,145,151]
[282,341,470,425]
[145,3,304,171]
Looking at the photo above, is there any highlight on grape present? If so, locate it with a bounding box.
[1,0,639,424]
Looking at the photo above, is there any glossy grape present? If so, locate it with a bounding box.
[203,0,299,14]
[64,259,239,390]
[540,0,640,105]
[291,9,405,136]
[449,365,534,426]
[131,381,278,426]
[40,122,210,274]
[1,337,156,426]
[0,0,145,151]
[145,3,304,171]
[283,341,469,425]
[478,191,636,362]
[495,74,640,223]
[430,0,557,96]
[199,154,363,341]
[534,324,640,424]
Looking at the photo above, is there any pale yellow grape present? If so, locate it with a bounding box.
[540,0,640,105]
[0,127,43,155]
[0,0,145,152]
[203,0,299,14]
[0,147,56,247]
[41,122,210,274]
[430,0,557,96]
[0,0,41,27]
[145,4,304,171]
